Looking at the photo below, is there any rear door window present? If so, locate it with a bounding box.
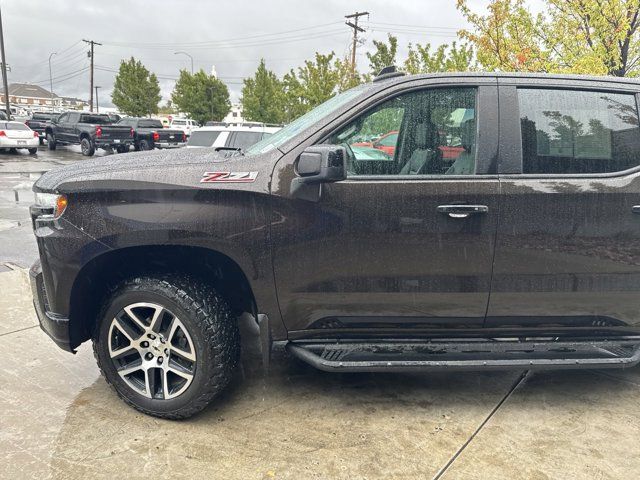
[518,89,640,174]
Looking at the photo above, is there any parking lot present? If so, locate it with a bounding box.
[1,146,640,479]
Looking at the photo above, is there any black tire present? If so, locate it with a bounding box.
[46,132,56,150]
[116,145,130,154]
[93,275,240,419]
[28,148,37,155]
[139,139,151,151]
[8,147,17,154]
[39,137,44,146]
[80,137,95,156]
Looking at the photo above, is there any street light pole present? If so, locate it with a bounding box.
[48,52,57,113]
[0,4,11,120]
[94,86,100,113]
[174,51,193,74]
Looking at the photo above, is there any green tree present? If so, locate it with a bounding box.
[457,0,640,76]
[283,52,341,120]
[241,59,285,123]
[171,69,230,124]
[366,34,399,76]
[404,41,475,74]
[335,56,364,92]
[111,57,161,116]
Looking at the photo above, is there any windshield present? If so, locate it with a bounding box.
[244,85,368,155]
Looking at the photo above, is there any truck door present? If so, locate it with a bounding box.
[488,81,640,333]
[270,80,500,337]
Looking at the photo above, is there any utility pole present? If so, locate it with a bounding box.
[48,52,57,113]
[94,86,101,113]
[0,4,11,119]
[83,39,102,112]
[345,11,368,77]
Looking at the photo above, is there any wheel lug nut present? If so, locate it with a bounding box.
[157,357,163,364]
[148,334,156,340]
[145,353,153,360]
[141,341,149,348]
[164,348,169,355]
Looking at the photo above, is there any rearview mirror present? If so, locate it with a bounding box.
[290,145,347,201]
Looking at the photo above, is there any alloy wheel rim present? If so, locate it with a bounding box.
[107,302,197,400]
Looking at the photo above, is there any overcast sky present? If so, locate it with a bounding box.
[3,0,528,107]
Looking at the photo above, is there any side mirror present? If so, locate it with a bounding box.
[291,145,347,201]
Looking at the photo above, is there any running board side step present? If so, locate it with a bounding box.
[286,339,640,372]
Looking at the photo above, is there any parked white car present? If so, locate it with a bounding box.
[186,123,281,150]
[0,121,39,154]
[169,118,199,137]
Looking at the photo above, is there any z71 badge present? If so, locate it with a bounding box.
[200,171,258,183]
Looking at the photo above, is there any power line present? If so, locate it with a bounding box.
[99,21,344,48]
[100,29,347,51]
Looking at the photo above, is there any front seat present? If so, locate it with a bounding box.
[399,121,440,175]
[446,118,476,175]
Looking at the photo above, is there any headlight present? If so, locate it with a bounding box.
[34,192,68,218]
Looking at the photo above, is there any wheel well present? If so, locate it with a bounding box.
[79,132,91,140]
[68,245,257,348]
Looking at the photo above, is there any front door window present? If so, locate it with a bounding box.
[328,88,477,176]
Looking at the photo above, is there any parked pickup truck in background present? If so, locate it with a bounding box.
[45,112,134,156]
[118,117,186,150]
[25,112,56,145]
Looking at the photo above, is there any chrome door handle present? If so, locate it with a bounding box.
[437,204,488,219]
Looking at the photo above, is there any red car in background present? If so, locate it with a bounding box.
[352,130,399,156]
[353,129,465,160]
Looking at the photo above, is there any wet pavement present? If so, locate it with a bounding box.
[1,147,640,479]
[0,145,108,267]
[0,267,639,479]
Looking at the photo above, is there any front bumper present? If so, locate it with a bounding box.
[29,260,73,352]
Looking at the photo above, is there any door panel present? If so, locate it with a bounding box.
[271,83,500,336]
[488,175,640,330]
[489,84,640,332]
[271,178,500,333]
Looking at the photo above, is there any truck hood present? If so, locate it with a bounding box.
[33,147,270,192]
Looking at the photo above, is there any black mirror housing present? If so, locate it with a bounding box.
[291,145,347,201]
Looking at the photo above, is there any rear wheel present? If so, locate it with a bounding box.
[46,132,56,150]
[93,275,240,419]
[80,137,95,156]
[39,137,44,145]
[139,139,151,151]
[28,148,37,155]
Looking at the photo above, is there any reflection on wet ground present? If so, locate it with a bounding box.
[1,270,639,479]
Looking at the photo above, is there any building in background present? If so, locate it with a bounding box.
[223,103,244,123]
[0,83,89,112]
[60,96,90,110]
[0,83,62,109]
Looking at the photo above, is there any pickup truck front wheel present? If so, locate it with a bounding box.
[93,275,240,419]
[80,137,95,156]
[46,133,56,150]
